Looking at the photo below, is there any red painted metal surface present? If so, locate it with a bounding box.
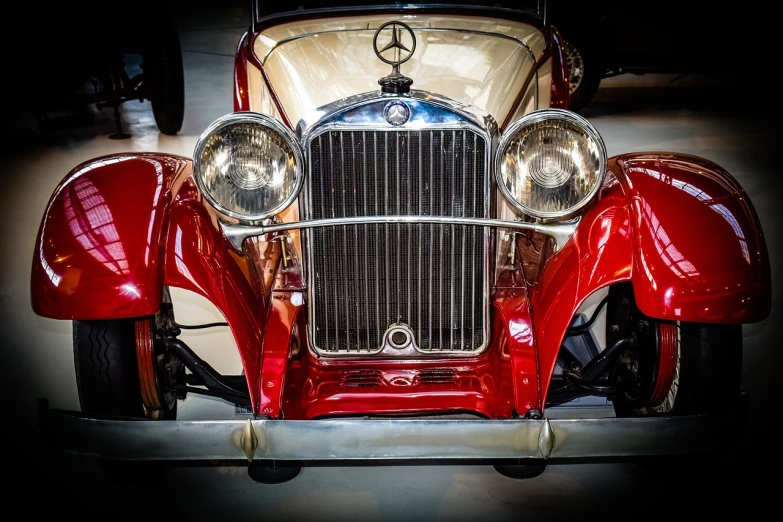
[233,32,251,112]
[244,33,293,129]
[283,326,516,419]
[162,172,268,409]
[32,154,269,408]
[234,30,292,127]
[283,356,515,420]
[31,154,188,319]
[31,153,768,416]
[613,154,770,323]
[531,153,770,408]
[649,323,678,406]
[256,292,304,417]
[549,28,571,110]
[530,187,633,410]
[493,287,540,415]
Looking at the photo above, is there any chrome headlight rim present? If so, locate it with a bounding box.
[193,112,304,223]
[495,108,607,220]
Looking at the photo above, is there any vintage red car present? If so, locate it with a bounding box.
[32,2,769,482]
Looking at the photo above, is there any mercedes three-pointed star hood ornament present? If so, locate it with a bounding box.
[373,21,417,94]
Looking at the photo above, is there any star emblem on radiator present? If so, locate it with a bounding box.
[383,101,410,126]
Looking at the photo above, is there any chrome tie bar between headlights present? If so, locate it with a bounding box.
[220,216,578,254]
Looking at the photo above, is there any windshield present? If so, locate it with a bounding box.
[254,2,543,24]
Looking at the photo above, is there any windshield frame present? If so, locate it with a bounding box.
[251,2,544,33]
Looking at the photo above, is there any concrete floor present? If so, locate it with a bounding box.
[1,3,781,520]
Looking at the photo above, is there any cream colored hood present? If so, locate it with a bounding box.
[252,14,547,127]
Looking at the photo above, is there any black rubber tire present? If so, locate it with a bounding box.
[73,317,173,481]
[671,323,743,415]
[613,323,742,416]
[615,323,742,476]
[143,15,185,135]
[560,33,603,112]
[73,319,146,417]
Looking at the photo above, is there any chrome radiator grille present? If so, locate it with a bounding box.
[305,129,488,355]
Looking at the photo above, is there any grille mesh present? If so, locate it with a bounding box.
[306,129,487,354]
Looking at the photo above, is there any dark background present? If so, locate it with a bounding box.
[1,1,781,520]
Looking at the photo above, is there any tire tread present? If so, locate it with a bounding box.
[73,319,144,417]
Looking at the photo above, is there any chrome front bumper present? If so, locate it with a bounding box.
[38,401,732,462]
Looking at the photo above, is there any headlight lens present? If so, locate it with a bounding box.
[194,113,303,222]
[496,109,606,219]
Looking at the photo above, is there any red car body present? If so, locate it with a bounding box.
[31,150,770,417]
[31,5,770,429]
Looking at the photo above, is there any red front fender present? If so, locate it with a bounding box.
[31,154,268,407]
[532,152,771,407]
[612,153,770,322]
[32,154,187,319]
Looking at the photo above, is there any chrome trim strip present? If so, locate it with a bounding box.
[297,90,498,140]
[220,216,577,254]
[43,406,726,461]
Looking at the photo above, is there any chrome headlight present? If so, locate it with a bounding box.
[496,109,606,219]
[194,113,303,222]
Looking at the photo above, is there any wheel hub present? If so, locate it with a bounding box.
[607,286,680,411]
[563,40,584,96]
[135,301,184,419]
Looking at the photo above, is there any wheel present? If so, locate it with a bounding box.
[606,285,742,474]
[613,321,742,415]
[607,285,742,416]
[493,460,547,480]
[73,295,184,480]
[142,14,185,135]
[73,314,182,419]
[560,33,603,112]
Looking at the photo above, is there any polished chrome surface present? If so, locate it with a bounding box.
[496,109,607,220]
[373,323,423,357]
[297,90,498,140]
[293,93,500,358]
[43,406,726,461]
[193,112,304,223]
[221,216,577,255]
[305,124,488,356]
[240,418,258,462]
[564,39,584,96]
[538,418,555,460]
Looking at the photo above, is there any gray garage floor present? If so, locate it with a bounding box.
[0,3,780,520]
